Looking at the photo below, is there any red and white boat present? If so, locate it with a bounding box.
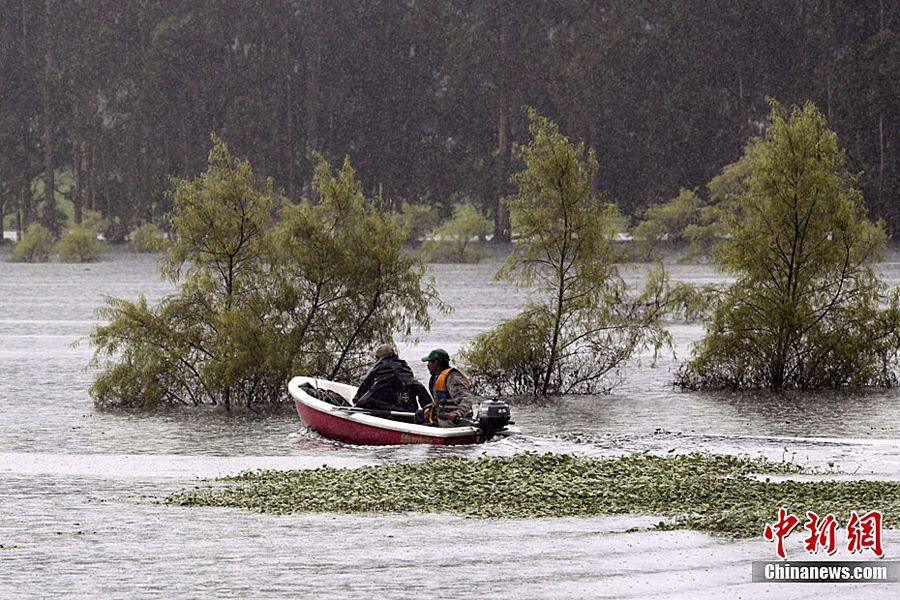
[289,376,512,446]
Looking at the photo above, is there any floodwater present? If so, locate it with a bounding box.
[2,248,900,599]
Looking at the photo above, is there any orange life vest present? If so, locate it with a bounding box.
[430,367,471,420]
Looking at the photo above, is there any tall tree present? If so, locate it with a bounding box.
[90,138,440,410]
[0,0,43,235]
[462,111,682,395]
[678,102,900,391]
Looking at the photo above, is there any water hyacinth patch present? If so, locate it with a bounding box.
[164,452,900,538]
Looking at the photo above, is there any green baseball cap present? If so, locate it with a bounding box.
[421,348,450,363]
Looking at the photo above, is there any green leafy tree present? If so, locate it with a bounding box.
[631,153,759,264]
[631,188,702,259]
[57,225,103,262]
[7,222,55,262]
[422,201,492,263]
[80,209,108,234]
[398,200,439,245]
[677,101,900,391]
[91,136,276,410]
[129,222,169,253]
[267,157,442,382]
[457,308,550,396]
[89,138,439,411]
[462,110,688,396]
[162,135,274,305]
[680,156,754,260]
[56,208,106,262]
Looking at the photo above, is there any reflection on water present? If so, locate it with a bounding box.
[4,250,900,598]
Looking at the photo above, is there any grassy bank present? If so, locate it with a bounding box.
[165,452,900,537]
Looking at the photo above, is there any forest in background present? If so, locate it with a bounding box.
[1,0,898,242]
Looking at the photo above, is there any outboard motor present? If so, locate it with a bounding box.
[475,399,511,438]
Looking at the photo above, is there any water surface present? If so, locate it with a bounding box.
[3,249,900,598]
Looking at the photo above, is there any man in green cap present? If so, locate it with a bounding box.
[419,348,474,427]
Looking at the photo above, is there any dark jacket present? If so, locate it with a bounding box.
[353,353,432,412]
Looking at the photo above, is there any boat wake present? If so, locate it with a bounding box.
[477,429,900,479]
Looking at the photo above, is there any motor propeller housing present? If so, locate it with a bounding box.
[475,399,511,436]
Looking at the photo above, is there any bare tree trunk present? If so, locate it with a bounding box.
[141,122,152,225]
[88,138,97,212]
[879,112,885,207]
[41,0,57,235]
[16,190,23,239]
[304,0,321,160]
[0,180,5,238]
[16,0,29,237]
[822,0,834,123]
[877,0,886,212]
[494,11,512,243]
[73,137,83,224]
[283,16,296,198]
[18,174,30,235]
[587,120,601,194]
[42,95,54,229]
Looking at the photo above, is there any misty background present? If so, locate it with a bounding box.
[1,0,897,242]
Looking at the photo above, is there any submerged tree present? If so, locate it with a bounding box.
[89,137,439,411]
[679,156,755,261]
[629,156,756,264]
[90,136,277,410]
[57,224,103,262]
[266,157,442,383]
[6,223,55,263]
[129,222,169,253]
[421,201,492,263]
[630,187,703,260]
[677,101,900,391]
[398,200,439,246]
[461,110,692,396]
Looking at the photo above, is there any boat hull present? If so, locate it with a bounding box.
[289,376,484,446]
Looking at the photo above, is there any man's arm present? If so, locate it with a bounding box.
[351,368,377,404]
[410,381,433,410]
[446,371,474,419]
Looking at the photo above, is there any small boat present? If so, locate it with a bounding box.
[289,376,513,446]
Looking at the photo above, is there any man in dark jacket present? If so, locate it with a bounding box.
[352,344,431,413]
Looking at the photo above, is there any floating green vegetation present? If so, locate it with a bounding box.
[165,452,900,537]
